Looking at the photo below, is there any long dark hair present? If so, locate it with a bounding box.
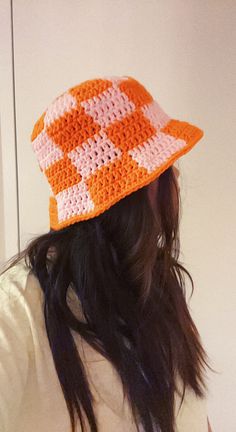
[1,165,214,432]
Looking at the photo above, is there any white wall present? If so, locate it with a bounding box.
[1,1,236,430]
[0,0,19,263]
[0,122,5,263]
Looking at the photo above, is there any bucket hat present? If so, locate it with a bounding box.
[30,75,204,230]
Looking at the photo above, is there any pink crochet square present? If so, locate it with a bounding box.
[67,130,122,179]
[56,180,95,222]
[80,84,136,128]
[31,130,64,171]
[128,132,187,173]
[141,100,171,131]
[44,92,78,127]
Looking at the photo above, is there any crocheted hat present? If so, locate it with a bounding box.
[31,75,204,231]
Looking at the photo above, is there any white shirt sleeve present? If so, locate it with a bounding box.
[0,265,32,432]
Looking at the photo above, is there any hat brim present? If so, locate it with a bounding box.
[49,118,204,230]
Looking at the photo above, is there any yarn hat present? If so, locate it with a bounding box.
[31,75,204,231]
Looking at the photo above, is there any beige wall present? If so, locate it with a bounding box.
[0,122,5,263]
[1,1,236,430]
[0,0,19,263]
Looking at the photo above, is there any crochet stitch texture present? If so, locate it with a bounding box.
[31,75,204,230]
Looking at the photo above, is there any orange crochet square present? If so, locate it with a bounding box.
[105,110,156,153]
[69,79,113,104]
[31,112,45,141]
[161,119,203,144]
[46,107,101,153]
[44,155,82,195]
[86,152,149,209]
[49,196,59,228]
[119,77,153,108]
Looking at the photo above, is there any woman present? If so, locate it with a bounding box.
[0,75,214,432]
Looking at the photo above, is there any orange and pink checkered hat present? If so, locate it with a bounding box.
[30,75,204,231]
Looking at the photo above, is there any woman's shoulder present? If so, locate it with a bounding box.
[0,257,44,329]
[0,257,32,296]
[0,258,48,432]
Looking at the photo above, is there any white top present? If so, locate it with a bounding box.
[0,258,209,432]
